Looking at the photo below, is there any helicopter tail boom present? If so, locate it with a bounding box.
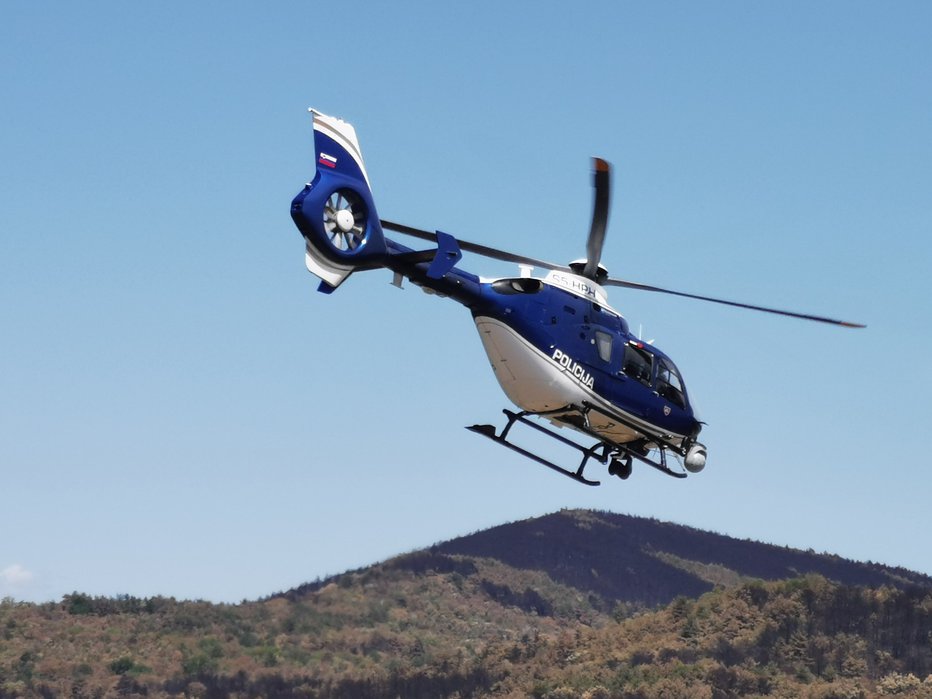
[291,110,390,291]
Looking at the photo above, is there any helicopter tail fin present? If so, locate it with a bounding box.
[290,110,388,291]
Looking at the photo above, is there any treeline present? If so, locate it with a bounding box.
[61,593,180,616]
[494,575,932,698]
[4,574,931,698]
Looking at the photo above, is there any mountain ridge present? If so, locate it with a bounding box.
[283,508,931,609]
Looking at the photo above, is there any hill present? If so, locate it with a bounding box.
[433,509,932,608]
[1,509,930,698]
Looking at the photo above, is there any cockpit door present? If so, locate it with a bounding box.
[656,357,689,412]
[617,341,659,419]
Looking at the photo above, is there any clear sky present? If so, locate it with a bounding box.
[2,2,930,603]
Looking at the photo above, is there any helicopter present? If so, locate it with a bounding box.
[290,110,864,486]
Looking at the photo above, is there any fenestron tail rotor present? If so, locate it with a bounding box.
[323,189,368,252]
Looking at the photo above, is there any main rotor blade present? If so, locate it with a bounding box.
[380,219,571,273]
[603,277,865,328]
[582,158,611,280]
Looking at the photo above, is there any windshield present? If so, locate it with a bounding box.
[657,357,687,409]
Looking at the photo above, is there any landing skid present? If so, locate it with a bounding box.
[467,408,688,485]
[467,409,604,485]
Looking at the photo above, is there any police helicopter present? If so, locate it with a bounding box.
[290,110,863,486]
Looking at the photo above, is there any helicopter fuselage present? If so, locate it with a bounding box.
[290,109,707,482]
[299,211,703,451]
[471,281,699,449]
[389,247,700,449]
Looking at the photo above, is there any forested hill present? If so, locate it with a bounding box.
[2,509,931,698]
[430,509,931,608]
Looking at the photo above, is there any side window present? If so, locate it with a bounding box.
[595,331,612,363]
[622,342,653,385]
[657,358,686,409]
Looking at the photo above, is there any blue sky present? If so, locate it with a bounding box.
[2,2,930,603]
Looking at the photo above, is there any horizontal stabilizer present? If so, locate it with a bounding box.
[426,231,463,279]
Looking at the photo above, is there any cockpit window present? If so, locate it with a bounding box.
[657,357,686,409]
[622,342,653,384]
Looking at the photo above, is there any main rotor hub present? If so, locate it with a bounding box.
[568,259,610,284]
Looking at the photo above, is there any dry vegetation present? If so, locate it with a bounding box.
[3,569,932,697]
[3,510,931,698]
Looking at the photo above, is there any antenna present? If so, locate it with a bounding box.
[637,324,654,344]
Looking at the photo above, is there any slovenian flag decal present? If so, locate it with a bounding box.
[318,152,337,168]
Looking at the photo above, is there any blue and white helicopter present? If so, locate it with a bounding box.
[290,110,863,486]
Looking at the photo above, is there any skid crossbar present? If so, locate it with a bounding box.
[575,402,688,479]
[467,409,605,486]
[468,406,690,484]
